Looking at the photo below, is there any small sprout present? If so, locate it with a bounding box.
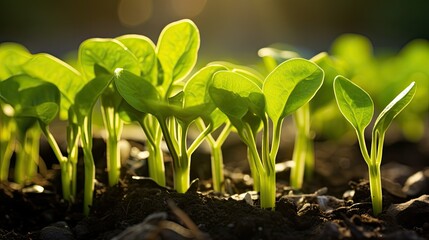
[334,75,416,215]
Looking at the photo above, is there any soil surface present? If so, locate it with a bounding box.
[1,137,429,240]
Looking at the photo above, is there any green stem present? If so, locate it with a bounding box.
[368,163,382,215]
[147,135,166,186]
[140,116,166,186]
[0,117,15,182]
[25,126,41,180]
[304,138,314,181]
[187,122,212,156]
[42,124,72,201]
[174,157,190,193]
[357,130,371,164]
[14,139,25,184]
[210,142,224,192]
[247,147,260,192]
[67,124,79,201]
[206,122,231,193]
[262,116,276,209]
[290,108,307,189]
[259,167,276,209]
[242,124,264,192]
[101,100,123,187]
[269,120,283,161]
[80,116,95,216]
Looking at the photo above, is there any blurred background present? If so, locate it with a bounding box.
[1,0,429,63]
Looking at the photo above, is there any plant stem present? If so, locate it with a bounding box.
[368,163,382,215]
[25,126,40,180]
[42,124,72,201]
[290,107,308,189]
[101,99,123,187]
[174,159,190,193]
[140,116,166,186]
[259,167,276,209]
[210,142,224,192]
[80,116,95,216]
[0,117,15,182]
[14,139,26,184]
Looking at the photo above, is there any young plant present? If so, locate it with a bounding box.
[0,75,60,185]
[114,64,224,193]
[258,48,318,189]
[333,76,416,215]
[199,62,263,193]
[0,43,31,182]
[209,58,324,208]
[115,34,165,186]
[22,53,86,203]
[79,37,140,188]
[114,19,210,193]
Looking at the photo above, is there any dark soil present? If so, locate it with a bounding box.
[1,137,429,240]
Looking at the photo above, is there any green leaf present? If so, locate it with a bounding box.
[183,65,227,109]
[333,75,374,132]
[0,42,31,80]
[116,34,158,84]
[74,74,112,120]
[78,38,140,80]
[208,61,264,88]
[157,19,200,89]
[373,82,416,136]
[22,53,84,119]
[210,71,265,120]
[0,74,60,125]
[263,58,324,123]
[113,68,162,115]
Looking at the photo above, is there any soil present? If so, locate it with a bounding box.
[1,136,429,240]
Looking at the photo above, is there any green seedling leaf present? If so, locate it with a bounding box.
[263,58,324,123]
[157,19,200,89]
[114,68,162,115]
[22,54,84,119]
[73,74,112,120]
[0,74,60,125]
[79,38,140,80]
[116,34,157,84]
[333,75,374,132]
[210,71,265,119]
[0,43,31,79]
[208,61,264,88]
[373,82,416,136]
[183,65,227,112]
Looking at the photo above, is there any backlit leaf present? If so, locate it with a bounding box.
[373,82,416,136]
[263,58,324,123]
[333,75,374,132]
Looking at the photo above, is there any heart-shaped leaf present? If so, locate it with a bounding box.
[333,75,374,132]
[0,74,60,125]
[263,58,324,124]
[157,19,200,91]
[22,53,84,119]
[116,34,158,85]
[0,43,31,80]
[79,38,140,81]
[373,82,416,136]
[113,68,162,116]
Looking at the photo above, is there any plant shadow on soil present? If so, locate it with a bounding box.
[1,137,429,240]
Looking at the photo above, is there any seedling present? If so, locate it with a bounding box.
[0,75,60,185]
[200,61,263,193]
[258,48,321,189]
[333,76,416,215]
[79,37,140,188]
[22,53,87,204]
[209,58,324,208]
[0,43,32,182]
